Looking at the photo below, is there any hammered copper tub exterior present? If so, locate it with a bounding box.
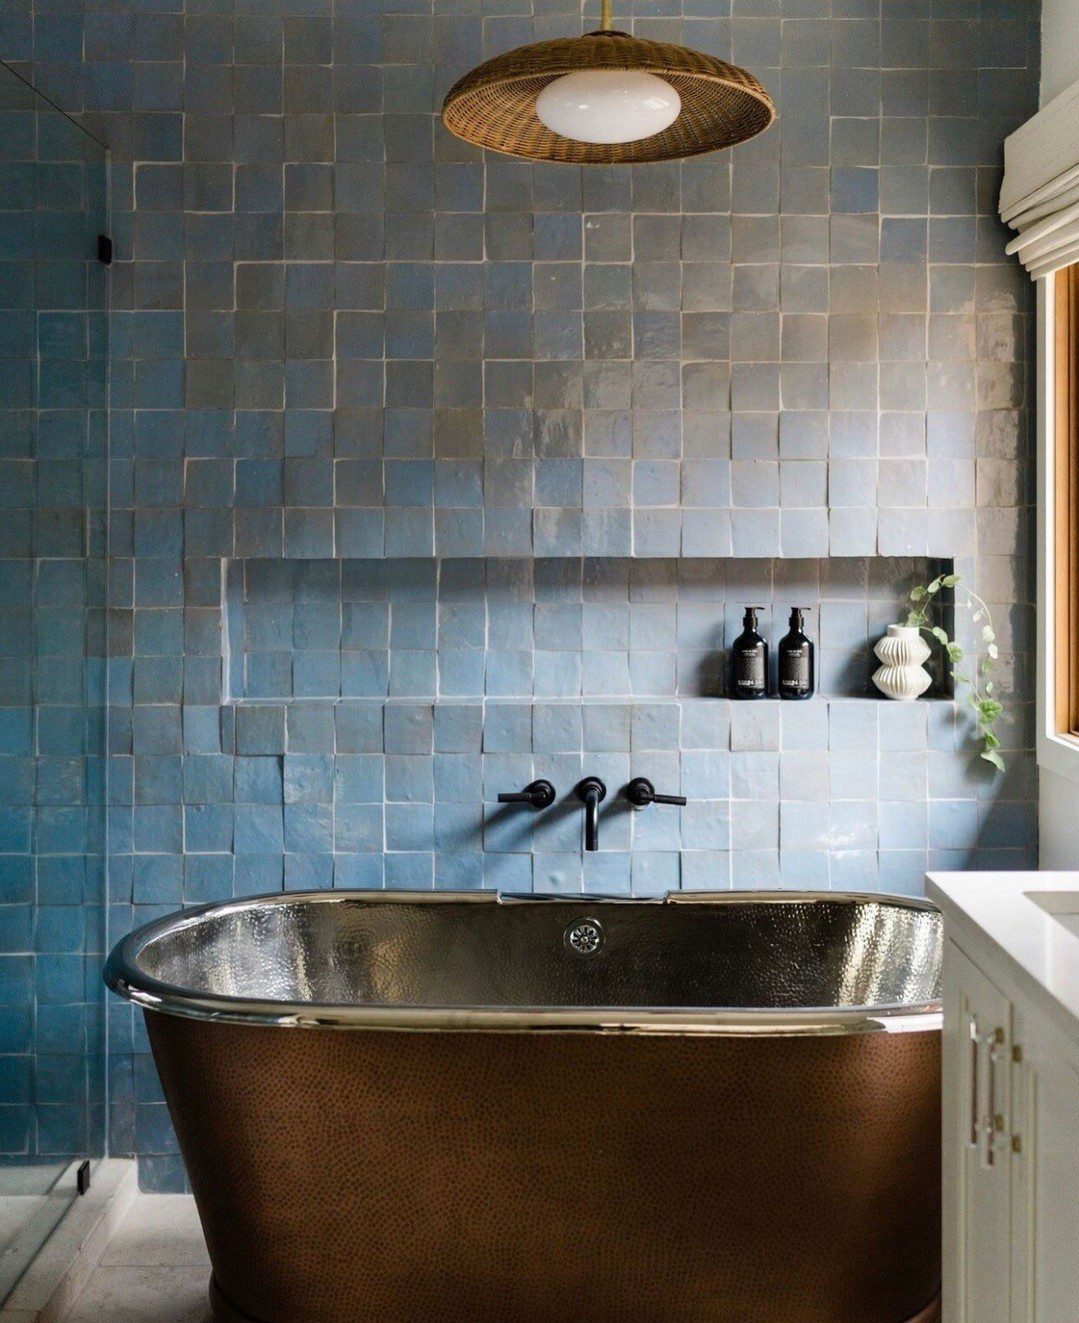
[107,891,943,1323]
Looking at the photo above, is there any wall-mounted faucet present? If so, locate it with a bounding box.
[625,778,687,809]
[497,780,556,810]
[575,777,607,851]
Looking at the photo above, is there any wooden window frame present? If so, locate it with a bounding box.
[1055,264,1079,735]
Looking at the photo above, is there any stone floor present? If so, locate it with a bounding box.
[0,1195,49,1262]
[61,1196,211,1323]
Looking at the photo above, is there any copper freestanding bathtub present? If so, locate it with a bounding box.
[106,890,942,1323]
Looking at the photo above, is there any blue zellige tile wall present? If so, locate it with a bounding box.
[4,0,1039,1189]
[0,63,108,1172]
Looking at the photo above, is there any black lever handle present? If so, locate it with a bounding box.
[626,777,686,808]
[497,779,556,810]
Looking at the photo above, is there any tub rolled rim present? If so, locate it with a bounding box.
[103,888,943,1037]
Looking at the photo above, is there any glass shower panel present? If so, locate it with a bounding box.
[0,62,108,1302]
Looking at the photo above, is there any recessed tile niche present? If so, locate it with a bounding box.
[222,555,953,704]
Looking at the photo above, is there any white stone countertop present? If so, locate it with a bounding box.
[927,871,1079,1051]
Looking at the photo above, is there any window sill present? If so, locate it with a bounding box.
[1037,730,1079,785]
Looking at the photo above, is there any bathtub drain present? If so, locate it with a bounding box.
[565,919,604,955]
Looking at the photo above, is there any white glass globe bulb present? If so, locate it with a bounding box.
[535,68,681,145]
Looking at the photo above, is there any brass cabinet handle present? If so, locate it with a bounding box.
[968,1015,980,1149]
[981,1026,1006,1169]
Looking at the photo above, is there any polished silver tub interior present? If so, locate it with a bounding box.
[106,889,941,1035]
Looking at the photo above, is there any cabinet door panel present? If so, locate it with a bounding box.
[943,940,1012,1323]
[1011,1006,1079,1323]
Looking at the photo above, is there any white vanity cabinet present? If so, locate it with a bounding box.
[1008,999,1079,1320]
[943,940,1013,1323]
[933,874,1079,1323]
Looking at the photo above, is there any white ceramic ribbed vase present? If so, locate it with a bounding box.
[872,625,932,701]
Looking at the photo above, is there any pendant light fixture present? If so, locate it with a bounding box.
[442,0,774,165]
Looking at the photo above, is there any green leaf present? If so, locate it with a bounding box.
[931,625,949,644]
[982,730,1001,749]
[927,580,941,595]
[979,699,1003,720]
[909,586,927,601]
[940,574,961,588]
[987,643,999,660]
[981,625,994,642]
[947,643,964,663]
[981,748,1006,772]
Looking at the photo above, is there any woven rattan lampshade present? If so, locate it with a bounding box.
[442,28,775,165]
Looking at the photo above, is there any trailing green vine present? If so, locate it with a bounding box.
[905,573,1005,772]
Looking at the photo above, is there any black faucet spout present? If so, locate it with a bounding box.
[575,777,607,852]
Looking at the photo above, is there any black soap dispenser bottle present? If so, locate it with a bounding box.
[729,607,768,700]
[778,607,815,700]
